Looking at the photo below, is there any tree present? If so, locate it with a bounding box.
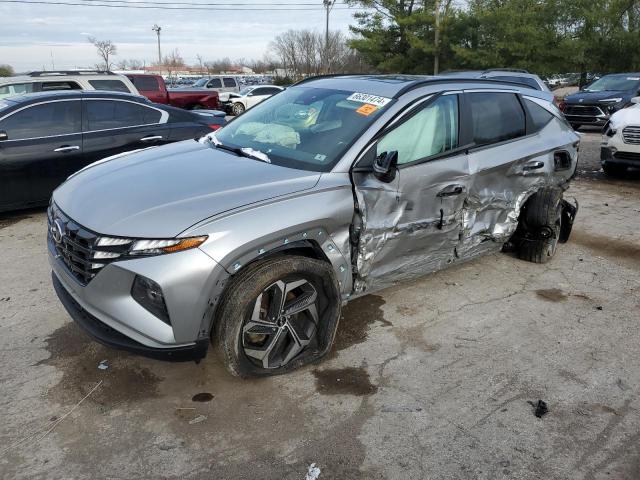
[88,37,117,70]
[163,49,185,82]
[0,64,14,77]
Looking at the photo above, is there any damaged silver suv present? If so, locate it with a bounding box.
[49,75,579,377]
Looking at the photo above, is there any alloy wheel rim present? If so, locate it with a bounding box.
[242,278,319,369]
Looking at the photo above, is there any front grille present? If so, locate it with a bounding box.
[622,126,640,145]
[48,204,131,285]
[613,150,640,162]
[563,105,605,117]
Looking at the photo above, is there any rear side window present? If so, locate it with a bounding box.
[2,83,35,95]
[223,77,236,87]
[88,79,131,93]
[468,92,526,146]
[85,100,162,130]
[130,76,159,92]
[207,78,222,88]
[41,81,82,91]
[524,98,555,131]
[0,101,81,140]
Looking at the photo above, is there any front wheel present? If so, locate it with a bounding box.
[214,255,341,377]
[602,162,627,176]
[231,102,245,116]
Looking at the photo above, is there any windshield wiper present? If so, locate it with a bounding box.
[205,134,271,163]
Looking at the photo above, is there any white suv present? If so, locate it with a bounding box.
[601,96,640,175]
[0,70,138,99]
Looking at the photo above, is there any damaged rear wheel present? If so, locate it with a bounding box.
[214,255,341,377]
[516,188,563,264]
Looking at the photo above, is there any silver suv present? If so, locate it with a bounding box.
[0,70,138,99]
[49,75,579,377]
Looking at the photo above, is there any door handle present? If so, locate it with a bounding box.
[140,135,163,142]
[523,160,545,171]
[53,145,80,153]
[437,184,466,197]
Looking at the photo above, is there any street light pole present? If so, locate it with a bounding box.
[323,0,334,73]
[152,24,162,65]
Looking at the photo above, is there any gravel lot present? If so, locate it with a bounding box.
[1,130,639,480]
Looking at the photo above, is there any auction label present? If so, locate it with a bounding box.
[347,92,392,107]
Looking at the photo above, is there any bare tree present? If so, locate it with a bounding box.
[116,59,145,71]
[163,49,185,82]
[196,54,204,74]
[88,37,117,70]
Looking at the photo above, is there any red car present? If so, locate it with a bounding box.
[126,74,220,110]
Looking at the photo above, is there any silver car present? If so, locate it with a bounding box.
[49,75,579,377]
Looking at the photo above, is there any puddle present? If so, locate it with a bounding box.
[313,367,378,396]
[571,230,640,269]
[333,295,389,353]
[192,392,214,402]
[39,322,162,406]
[536,288,569,302]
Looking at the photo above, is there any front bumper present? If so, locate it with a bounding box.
[52,272,209,361]
[48,215,229,360]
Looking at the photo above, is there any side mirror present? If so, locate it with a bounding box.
[373,150,398,183]
[631,96,640,104]
[0,131,8,141]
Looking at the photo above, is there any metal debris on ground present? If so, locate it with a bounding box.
[528,400,549,418]
[305,463,321,480]
[97,360,109,370]
[188,414,207,425]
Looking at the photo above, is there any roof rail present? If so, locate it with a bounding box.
[292,73,361,86]
[28,70,116,77]
[395,77,538,97]
[482,68,530,74]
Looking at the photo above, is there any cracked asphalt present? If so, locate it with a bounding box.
[1,130,639,479]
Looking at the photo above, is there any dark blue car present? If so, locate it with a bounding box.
[561,73,640,129]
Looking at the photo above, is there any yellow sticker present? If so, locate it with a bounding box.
[356,104,378,116]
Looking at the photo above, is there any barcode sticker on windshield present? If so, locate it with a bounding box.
[347,92,391,107]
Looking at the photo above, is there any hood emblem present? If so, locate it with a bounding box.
[51,219,64,244]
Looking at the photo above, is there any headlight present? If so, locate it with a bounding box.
[129,237,208,255]
[93,235,208,260]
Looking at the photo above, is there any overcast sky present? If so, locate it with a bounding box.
[0,1,360,71]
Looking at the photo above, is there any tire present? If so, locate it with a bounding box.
[214,255,341,378]
[602,162,627,177]
[231,102,245,116]
[516,188,563,264]
[570,123,581,131]
[190,104,205,110]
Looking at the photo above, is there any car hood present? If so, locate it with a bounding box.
[53,141,321,238]
[609,104,640,129]
[564,90,632,104]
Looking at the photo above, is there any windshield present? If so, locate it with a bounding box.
[214,86,393,172]
[585,75,640,92]
[193,78,209,87]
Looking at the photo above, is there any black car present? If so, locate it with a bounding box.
[561,73,640,129]
[0,91,225,212]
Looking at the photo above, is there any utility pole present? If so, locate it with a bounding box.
[323,0,334,73]
[152,24,162,65]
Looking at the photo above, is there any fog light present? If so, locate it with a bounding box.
[131,275,171,325]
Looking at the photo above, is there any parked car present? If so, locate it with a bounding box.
[184,76,241,101]
[601,96,640,175]
[441,69,551,92]
[561,73,640,129]
[222,85,284,115]
[125,74,220,110]
[0,70,138,99]
[0,90,225,212]
[49,75,578,375]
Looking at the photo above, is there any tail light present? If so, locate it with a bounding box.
[208,124,221,131]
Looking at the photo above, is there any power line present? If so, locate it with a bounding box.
[0,0,360,9]
[77,0,349,4]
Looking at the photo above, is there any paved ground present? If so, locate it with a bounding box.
[1,130,639,480]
